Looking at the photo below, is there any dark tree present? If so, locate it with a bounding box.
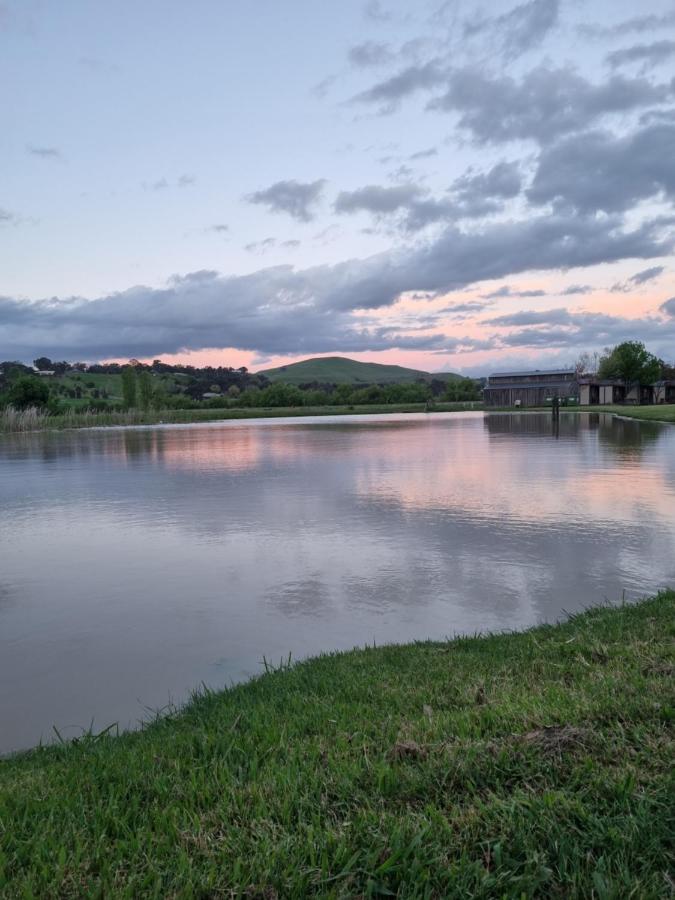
[598,342,661,402]
[137,370,154,410]
[7,376,50,409]
[121,366,137,408]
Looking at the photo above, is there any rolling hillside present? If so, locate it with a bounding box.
[258,356,461,385]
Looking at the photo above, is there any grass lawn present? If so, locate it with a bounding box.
[1,593,673,897]
[584,404,675,424]
[0,402,482,433]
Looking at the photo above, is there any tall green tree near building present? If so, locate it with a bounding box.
[121,366,137,408]
[598,341,661,401]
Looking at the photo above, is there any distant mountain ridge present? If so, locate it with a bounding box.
[257,356,462,385]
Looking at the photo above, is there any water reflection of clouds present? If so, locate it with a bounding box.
[353,414,675,529]
[2,411,675,753]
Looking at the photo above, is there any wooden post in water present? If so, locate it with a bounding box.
[552,395,560,421]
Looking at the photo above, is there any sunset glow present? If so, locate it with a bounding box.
[2,0,674,373]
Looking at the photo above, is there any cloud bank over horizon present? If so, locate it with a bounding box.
[1,0,674,372]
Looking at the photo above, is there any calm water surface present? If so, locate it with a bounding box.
[1,411,674,754]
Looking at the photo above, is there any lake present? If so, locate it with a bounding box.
[1,411,674,755]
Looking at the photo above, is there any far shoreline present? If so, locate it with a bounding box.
[1,401,674,435]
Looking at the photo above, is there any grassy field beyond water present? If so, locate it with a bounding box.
[2,402,674,434]
[0,402,480,433]
[0,593,673,897]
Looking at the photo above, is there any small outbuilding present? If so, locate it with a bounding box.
[654,380,675,404]
[578,379,659,406]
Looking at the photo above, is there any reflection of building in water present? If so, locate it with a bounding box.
[483,369,577,408]
[483,411,664,458]
[484,412,586,437]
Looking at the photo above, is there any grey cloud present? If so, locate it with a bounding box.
[334,183,426,215]
[2,212,670,360]
[388,164,415,182]
[401,197,458,231]
[244,237,277,253]
[144,175,195,191]
[282,239,301,249]
[350,61,446,111]
[482,285,546,299]
[311,75,337,99]
[528,123,675,213]
[452,160,521,204]
[409,147,437,160]
[486,307,572,326]
[348,41,394,67]
[364,1,392,23]
[581,12,675,38]
[561,284,593,295]
[437,301,491,317]
[0,207,16,224]
[354,61,672,140]
[27,145,62,160]
[661,297,675,317]
[144,178,169,191]
[464,0,559,61]
[630,265,665,285]
[207,224,229,233]
[610,264,665,293]
[335,160,521,232]
[334,183,455,232]
[640,108,675,125]
[429,66,673,144]
[497,307,675,351]
[607,40,675,71]
[246,179,326,222]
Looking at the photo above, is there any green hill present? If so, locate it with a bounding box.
[258,356,461,385]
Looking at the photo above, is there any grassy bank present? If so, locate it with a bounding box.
[1,593,673,897]
[582,403,675,423]
[0,401,482,434]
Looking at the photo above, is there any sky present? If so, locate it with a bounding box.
[1,0,674,376]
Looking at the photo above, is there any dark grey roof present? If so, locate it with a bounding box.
[489,368,575,378]
[484,382,577,391]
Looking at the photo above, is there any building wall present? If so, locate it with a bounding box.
[654,383,675,403]
[483,385,575,407]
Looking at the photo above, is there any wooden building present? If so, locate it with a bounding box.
[578,379,668,406]
[578,379,625,405]
[654,380,675,404]
[483,369,577,408]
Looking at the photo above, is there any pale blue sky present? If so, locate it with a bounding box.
[1,0,674,371]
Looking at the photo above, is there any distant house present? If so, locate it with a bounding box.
[578,379,625,405]
[654,380,675,404]
[32,368,55,376]
[578,378,665,406]
[483,369,577,408]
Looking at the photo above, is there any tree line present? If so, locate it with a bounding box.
[0,358,481,413]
